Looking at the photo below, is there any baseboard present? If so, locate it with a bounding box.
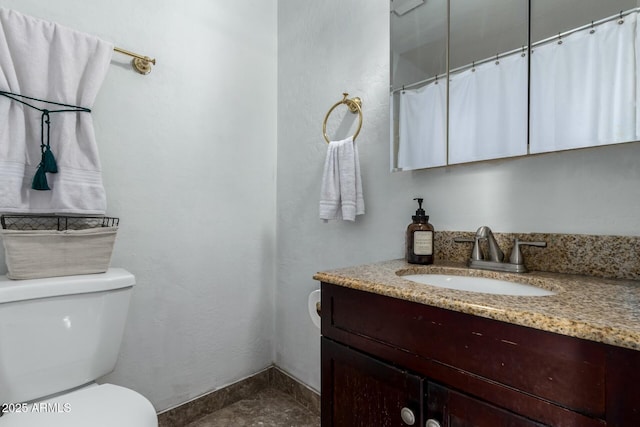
[157,365,319,426]
[269,366,320,414]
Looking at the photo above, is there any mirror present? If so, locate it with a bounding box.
[530,0,640,153]
[391,0,640,171]
[391,0,447,170]
[448,0,528,165]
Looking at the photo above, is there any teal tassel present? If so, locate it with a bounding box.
[31,164,50,190]
[42,146,58,173]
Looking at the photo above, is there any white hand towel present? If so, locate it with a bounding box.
[0,8,113,214]
[319,136,364,222]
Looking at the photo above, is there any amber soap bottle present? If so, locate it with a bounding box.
[406,198,434,265]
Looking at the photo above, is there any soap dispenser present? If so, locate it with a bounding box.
[406,198,434,265]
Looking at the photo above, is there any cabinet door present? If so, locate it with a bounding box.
[322,338,423,427]
[426,382,548,427]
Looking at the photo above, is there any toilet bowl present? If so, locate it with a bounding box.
[0,269,157,426]
[0,384,156,426]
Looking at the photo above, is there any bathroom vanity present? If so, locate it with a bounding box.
[315,260,640,427]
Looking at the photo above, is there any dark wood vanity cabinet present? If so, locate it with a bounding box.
[322,337,424,427]
[320,283,640,427]
[322,338,545,427]
[425,381,547,427]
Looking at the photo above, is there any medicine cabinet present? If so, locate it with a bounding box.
[390,0,640,171]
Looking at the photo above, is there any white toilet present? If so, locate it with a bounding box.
[0,269,157,426]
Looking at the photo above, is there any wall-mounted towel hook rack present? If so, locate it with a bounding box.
[323,93,363,144]
[113,46,156,75]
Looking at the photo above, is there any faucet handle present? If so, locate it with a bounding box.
[454,237,483,261]
[509,238,547,265]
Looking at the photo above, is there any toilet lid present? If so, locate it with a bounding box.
[0,384,157,427]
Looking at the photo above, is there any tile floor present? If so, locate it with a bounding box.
[184,388,320,427]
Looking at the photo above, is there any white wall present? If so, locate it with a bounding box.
[0,0,277,412]
[276,0,640,393]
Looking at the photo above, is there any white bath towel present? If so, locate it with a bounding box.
[319,136,364,222]
[0,8,113,214]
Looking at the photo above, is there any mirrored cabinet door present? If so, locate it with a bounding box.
[390,0,529,171]
[390,0,447,171]
[530,0,640,154]
[390,0,640,171]
[448,0,528,165]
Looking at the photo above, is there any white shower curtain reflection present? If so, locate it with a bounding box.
[449,53,528,164]
[530,11,638,153]
[398,81,447,170]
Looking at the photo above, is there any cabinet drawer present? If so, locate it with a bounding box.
[322,283,606,418]
[427,382,547,427]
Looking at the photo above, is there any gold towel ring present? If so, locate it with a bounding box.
[322,93,363,144]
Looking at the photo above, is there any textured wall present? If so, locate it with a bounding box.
[277,0,409,392]
[0,0,277,412]
[276,0,640,393]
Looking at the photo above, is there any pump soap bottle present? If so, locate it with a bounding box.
[406,198,434,265]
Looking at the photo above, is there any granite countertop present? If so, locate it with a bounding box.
[313,259,640,351]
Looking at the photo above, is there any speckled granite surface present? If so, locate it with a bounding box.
[314,259,640,351]
[435,231,640,280]
[158,367,319,427]
[185,388,320,427]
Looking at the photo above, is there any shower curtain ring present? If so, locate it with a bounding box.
[618,11,624,24]
[495,53,500,65]
[557,33,563,45]
[590,21,595,34]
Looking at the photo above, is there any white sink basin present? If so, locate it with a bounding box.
[401,274,556,296]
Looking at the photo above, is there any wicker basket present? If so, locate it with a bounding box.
[0,215,118,280]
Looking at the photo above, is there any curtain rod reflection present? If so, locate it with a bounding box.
[391,6,640,94]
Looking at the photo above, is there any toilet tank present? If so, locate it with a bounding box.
[0,269,135,404]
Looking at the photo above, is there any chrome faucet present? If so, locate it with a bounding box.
[455,226,546,273]
[475,225,504,262]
